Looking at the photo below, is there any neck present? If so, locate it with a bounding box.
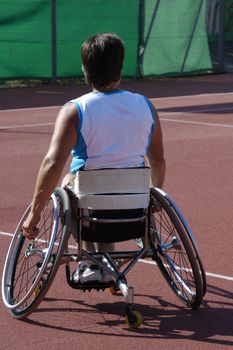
[92,81,121,93]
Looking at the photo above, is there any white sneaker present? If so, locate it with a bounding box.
[101,257,115,283]
[102,270,115,283]
[73,262,102,284]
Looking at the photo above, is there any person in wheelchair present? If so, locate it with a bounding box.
[22,33,166,285]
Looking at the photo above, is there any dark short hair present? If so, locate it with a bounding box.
[81,33,125,89]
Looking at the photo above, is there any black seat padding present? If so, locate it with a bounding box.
[81,209,146,243]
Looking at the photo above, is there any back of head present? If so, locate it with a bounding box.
[81,33,125,89]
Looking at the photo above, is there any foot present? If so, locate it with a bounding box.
[102,270,115,283]
[72,262,102,284]
[101,257,115,283]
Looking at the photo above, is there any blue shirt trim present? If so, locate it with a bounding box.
[91,90,124,96]
[71,100,83,132]
[143,96,156,128]
[70,100,88,173]
[143,96,157,153]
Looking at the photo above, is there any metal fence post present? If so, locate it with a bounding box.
[137,0,161,78]
[218,0,225,71]
[51,0,57,83]
[180,0,204,75]
[137,0,145,78]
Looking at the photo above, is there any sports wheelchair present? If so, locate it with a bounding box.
[2,168,206,329]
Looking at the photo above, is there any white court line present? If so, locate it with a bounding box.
[139,259,233,281]
[0,105,60,113]
[0,122,54,130]
[0,105,232,131]
[160,118,233,128]
[0,92,232,131]
[0,230,232,282]
[0,231,13,237]
[151,91,233,101]
[159,105,233,116]
[0,91,233,113]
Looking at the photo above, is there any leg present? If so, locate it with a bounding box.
[63,173,115,284]
[61,172,75,188]
[72,241,115,284]
[62,174,102,283]
[96,242,114,252]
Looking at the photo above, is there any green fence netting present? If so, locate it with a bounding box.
[0,0,225,80]
[224,0,233,41]
[0,1,51,78]
[56,0,139,78]
[141,0,212,76]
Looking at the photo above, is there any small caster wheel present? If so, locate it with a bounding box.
[125,310,143,329]
[109,285,119,295]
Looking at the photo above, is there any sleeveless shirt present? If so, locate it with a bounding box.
[69,90,155,174]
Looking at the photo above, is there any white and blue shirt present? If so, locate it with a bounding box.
[70,90,155,174]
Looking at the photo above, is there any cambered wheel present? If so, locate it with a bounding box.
[150,188,204,309]
[153,189,207,296]
[1,187,70,319]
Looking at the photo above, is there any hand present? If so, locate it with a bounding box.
[23,211,40,240]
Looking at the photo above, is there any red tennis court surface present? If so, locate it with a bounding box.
[0,74,232,350]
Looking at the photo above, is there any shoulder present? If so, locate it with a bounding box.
[55,102,78,129]
[130,92,157,121]
[59,102,78,119]
[124,91,154,106]
[71,92,97,105]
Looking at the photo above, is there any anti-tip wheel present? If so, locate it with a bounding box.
[33,278,44,299]
[125,310,143,329]
[109,285,119,295]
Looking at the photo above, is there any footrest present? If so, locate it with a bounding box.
[65,264,116,291]
[69,279,116,291]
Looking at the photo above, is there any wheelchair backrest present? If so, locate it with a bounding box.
[72,168,150,242]
[73,167,150,210]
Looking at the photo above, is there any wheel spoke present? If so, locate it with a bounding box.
[150,188,203,309]
[2,188,70,317]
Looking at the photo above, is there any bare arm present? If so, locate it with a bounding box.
[146,108,166,188]
[23,103,78,239]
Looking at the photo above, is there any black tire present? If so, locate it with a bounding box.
[161,192,207,297]
[150,188,204,309]
[2,187,70,319]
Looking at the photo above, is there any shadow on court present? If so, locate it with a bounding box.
[22,287,233,347]
[158,102,233,115]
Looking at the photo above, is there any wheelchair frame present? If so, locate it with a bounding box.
[1,186,207,329]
